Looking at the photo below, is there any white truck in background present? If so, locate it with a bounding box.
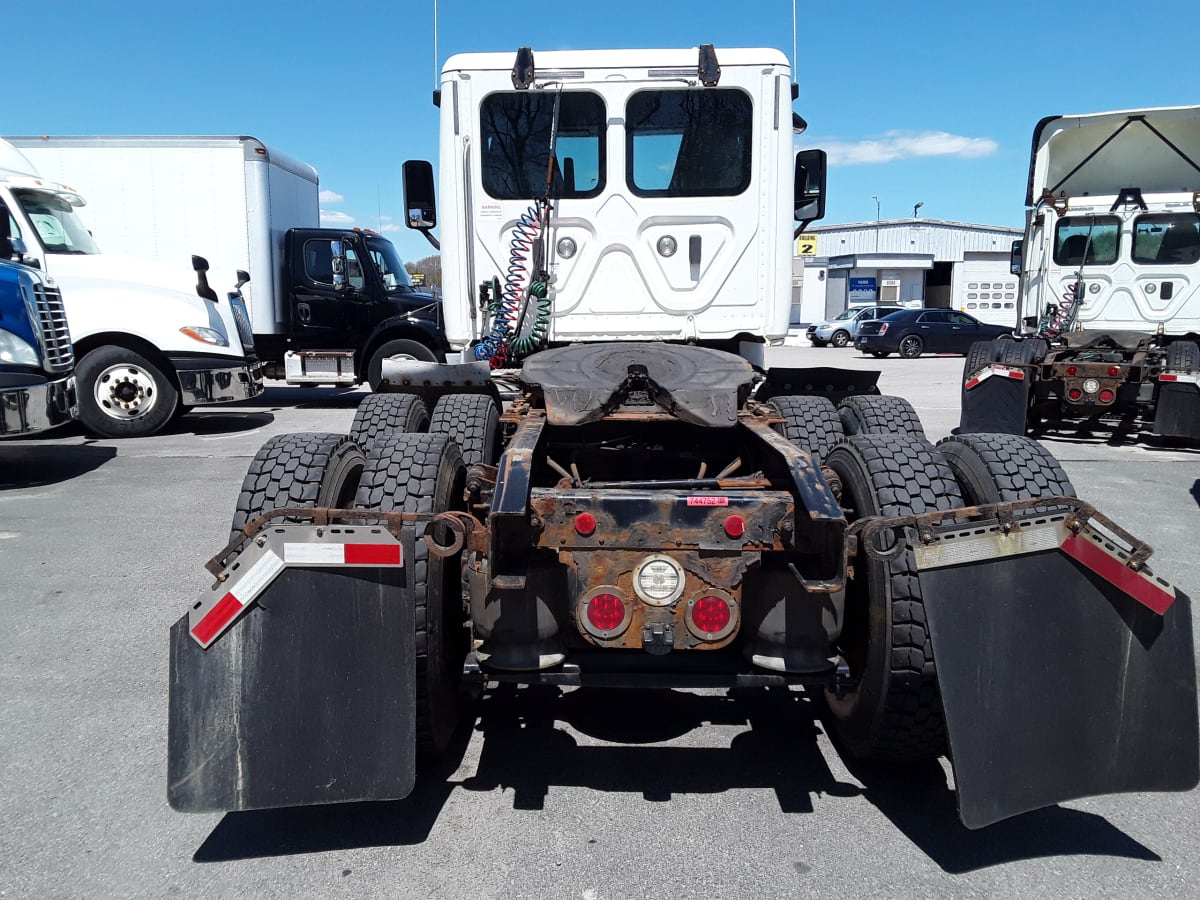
[0,139,261,437]
[960,106,1200,440]
[9,136,446,390]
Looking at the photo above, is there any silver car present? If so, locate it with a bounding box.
[807,305,904,347]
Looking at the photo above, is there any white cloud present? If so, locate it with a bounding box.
[318,189,344,203]
[319,209,355,226]
[821,130,999,166]
[379,223,401,233]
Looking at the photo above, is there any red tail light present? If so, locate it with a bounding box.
[1066,365,1078,376]
[878,323,889,334]
[1099,389,1115,403]
[1107,366,1121,377]
[691,596,731,635]
[586,593,625,632]
[1067,388,1083,401]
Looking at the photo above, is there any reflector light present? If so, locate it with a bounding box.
[586,593,625,632]
[1066,365,1078,376]
[1099,389,1115,403]
[575,512,597,536]
[724,515,746,538]
[1108,366,1121,377]
[1068,388,1083,401]
[691,596,731,635]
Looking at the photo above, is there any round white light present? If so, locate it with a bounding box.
[1083,378,1100,394]
[656,235,678,257]
[633,555,685,606]
[557,237,577,259]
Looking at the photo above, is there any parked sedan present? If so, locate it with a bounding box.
[854,308,1012,358]
[807,305,903,347]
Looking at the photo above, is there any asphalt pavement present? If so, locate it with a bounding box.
[1,345,1198,899]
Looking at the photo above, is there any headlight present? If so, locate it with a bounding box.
[0,329,39,366]
[179,326,229,347]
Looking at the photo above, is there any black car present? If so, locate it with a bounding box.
[854,308,1013,358]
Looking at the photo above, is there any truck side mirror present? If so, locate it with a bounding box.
[794,149,827,228]
[402,160,437,230]
[330,240,348,292]
[191,254,219,303]
[236,270,250,290]
[1010,239,1023,275]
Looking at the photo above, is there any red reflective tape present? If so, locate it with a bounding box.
[344,543,402,565]
[1160,373,1179,382]
[191,593,244,645]
[1060,533,1175,615]
[964,377,981,390]
[1006,369,1026,380]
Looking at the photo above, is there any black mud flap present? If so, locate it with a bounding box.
[914,514,1199,829]
[959,365,1030,435]
[168,530,414,813]
[1153,382,1200,440]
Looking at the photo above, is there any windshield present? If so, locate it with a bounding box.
[366,238,415,291]
[833,309,857,321]
[12,189,100,255]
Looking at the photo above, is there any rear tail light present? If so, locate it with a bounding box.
[1066,365,1078,376]
[691,596,731,634]
[1107,365,1121,377]
[878,324,888,334]
[585,592,626,634]
[1099,389,1115,403]
[684,591,737,641]
[1067,388,1083,401]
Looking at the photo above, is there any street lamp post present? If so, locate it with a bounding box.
[872,195,880,252]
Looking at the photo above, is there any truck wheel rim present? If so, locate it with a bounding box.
[95,363,158,419]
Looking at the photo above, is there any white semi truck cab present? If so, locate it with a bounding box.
[400,46,824,370]
[0,140,262,437]
[961,106,1200,440]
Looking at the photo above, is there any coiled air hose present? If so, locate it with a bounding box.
[474,203,551,366]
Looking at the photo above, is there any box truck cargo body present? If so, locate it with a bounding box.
[10,136,446,388]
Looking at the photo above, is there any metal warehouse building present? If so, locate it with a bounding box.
[792,218,1023,329]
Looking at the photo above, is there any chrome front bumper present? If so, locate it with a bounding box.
[174,359,265,407]
[0,374,78,437]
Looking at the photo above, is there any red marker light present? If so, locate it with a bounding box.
[1108,366,1121,377]
[692,596,731,635]
[723,515,746,538]
[575,513,596,536]
[586,593,624,631]
[1066,365,1078,376]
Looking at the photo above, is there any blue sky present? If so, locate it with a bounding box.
[10,1,1200,263]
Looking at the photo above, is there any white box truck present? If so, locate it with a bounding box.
[8,136,447,390]
[0,139,261,437]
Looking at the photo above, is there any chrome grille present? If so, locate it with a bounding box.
[229,294,255,352]
[34,282,74,373]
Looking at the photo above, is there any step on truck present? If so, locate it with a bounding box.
[960,106,1200,439]
[1,201,77,436]
[168,47,1198,829]
[9,135,448,391]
